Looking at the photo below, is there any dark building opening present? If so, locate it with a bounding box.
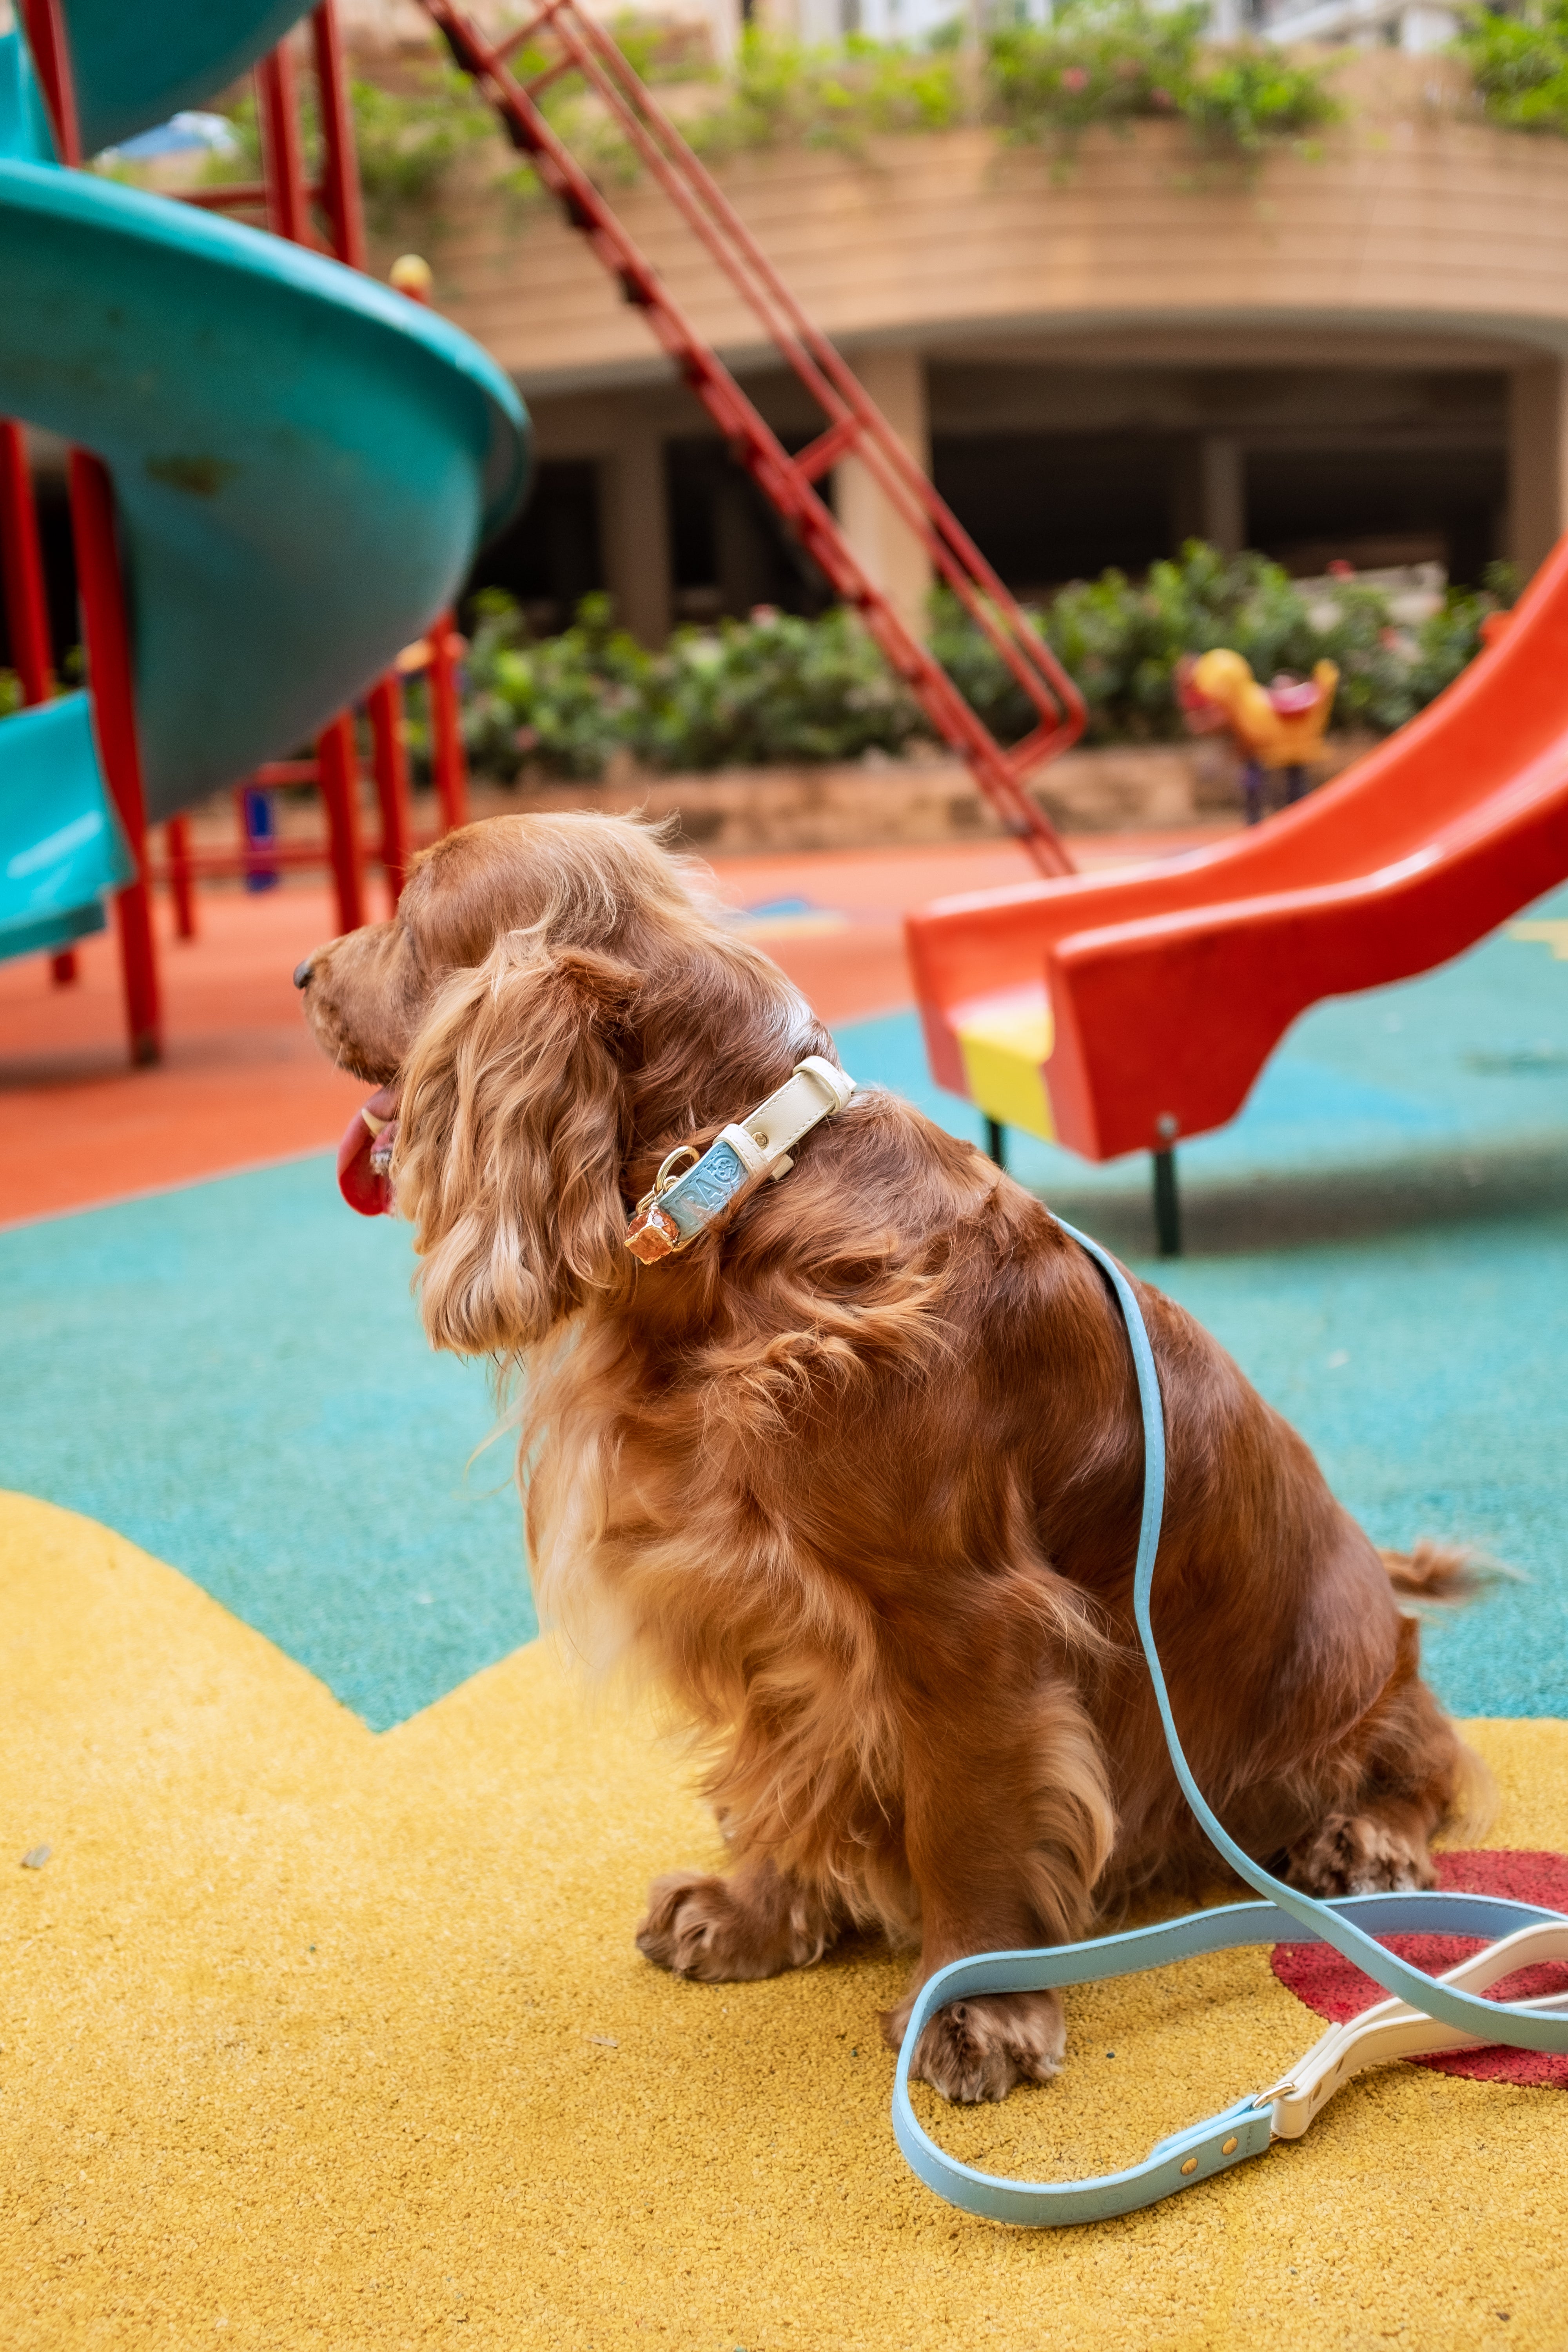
[665,437,833,623]
[463,457,604,635]
[933,430,1183,598]
[1244,445,1506,585]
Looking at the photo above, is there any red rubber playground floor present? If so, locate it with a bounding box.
[0,827,1233,1227]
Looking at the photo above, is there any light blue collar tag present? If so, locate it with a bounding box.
[624,1055,854,1263]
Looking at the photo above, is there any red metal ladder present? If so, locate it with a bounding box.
[421,0,1085,879]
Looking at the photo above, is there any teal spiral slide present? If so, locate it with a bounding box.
[0,0,531,960]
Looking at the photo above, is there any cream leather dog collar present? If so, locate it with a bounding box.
[624,1055,855,1263]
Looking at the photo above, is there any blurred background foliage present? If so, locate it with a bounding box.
[452,545,1519,782]
[179,2,1343,238]
[1455,0,1568,134]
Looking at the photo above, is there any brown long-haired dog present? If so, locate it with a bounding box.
[298,810,1475,2103]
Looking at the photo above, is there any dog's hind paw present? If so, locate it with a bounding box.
[1286,1811,1437,1897]
[635,1866,829,1982]
[882,1987,1066,2105]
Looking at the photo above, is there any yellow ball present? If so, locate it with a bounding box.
[388,253,434,302]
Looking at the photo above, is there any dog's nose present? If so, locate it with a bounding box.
[293,958,313,989]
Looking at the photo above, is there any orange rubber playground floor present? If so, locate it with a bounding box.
[0,829,1229,1227]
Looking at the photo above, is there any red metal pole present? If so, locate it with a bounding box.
[0,419,77,986]
[366,674,412,907]
[165,815,197,939]
[310,2,367,268]
[427,615,468,836]
[316,711,366,933]
[256,43,311,245]
[16,0,82,160]
[68,452,160,1064]
[0,420,54,704]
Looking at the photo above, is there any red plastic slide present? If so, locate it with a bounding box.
[906,539,1568,1167]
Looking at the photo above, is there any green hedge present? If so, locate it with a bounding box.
[1455,0,1568,134]
[456,544,1517,782]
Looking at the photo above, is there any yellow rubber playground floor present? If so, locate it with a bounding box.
[4,1490,1567,2352]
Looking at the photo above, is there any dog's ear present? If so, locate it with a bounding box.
[395,939,641,1356]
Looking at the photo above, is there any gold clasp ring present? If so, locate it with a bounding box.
[636,1143,700,1216]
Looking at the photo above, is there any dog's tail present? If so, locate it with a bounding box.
[1379,1537,1494,1606]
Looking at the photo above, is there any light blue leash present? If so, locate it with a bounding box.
[892,1219,1568,2225]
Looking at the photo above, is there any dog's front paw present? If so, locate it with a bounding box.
[635,1869,810,1982]
[1287,1811,1436,1896]
[881,1988,1066,2104]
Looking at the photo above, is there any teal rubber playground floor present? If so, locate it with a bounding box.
[4,884,1565,1731]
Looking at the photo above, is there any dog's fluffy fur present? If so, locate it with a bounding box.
[299,811,1474,2104]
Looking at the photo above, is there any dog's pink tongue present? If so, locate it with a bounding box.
[338,1087,400,1216]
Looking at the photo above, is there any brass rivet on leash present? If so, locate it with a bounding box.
[1221,2136,1238,2155]
[1180,2158,1198,2176]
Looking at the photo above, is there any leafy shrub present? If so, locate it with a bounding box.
[985,1,1338,153]
[689,30,961,164]
[0,668,22,720]
[931,544,1518,746]
[350,71,495,220]
[462,594,919,776]
[461,590,652,780]
[985,2,1202,142]
[460,550,1516,781]
[637,605,921,768]
[1454,0,1568,133]
[1180,44,1339,149]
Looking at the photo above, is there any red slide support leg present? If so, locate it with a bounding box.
[426,614,468,837]
[366,675,412,908]
[316,712,366,935]
[68,452,161,1067]
[2,417,78,988]
[164,815,198,940]
[0,418,53,705]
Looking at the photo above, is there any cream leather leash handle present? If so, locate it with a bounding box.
[1269,1915,1568,2139]
[892,1219,1568,2226]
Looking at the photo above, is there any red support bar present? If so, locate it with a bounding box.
[426,615,468,836]
[183,180,270,213]
[68,452,161,1065]
[310,2,367,267]
[316,710,366,933]
[16,0,81,161]
[147,840,413,883]
[367,674,412,906]
[252,759,320,786]
[164,814,197,939]
[0,420,54,703]
[256,42,312,245]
